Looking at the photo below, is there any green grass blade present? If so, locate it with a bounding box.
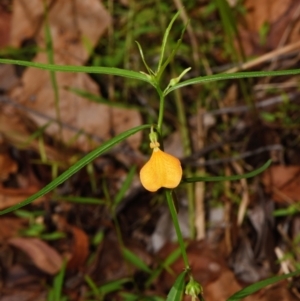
[98,278,132,295]
[53,196,106,205]
[0,124,151,215]
[122,247,152,274]
[113,165,136,206]
[183,160,271,183]
[0,58,151,83]
[158,20,189,82]
[166,270,187,301]
[43,2,62,137]
[135,41,154,75]
[48,260,67,301]
[227,270,300,301]
[157,11,180,74]
[166,69,300,94]
[215,0,237,39]
[146,247,182,287]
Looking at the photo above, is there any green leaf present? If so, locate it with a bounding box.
[0,58,151,83]
[113,165,136,206]
[158,18,189,82]
[47,260,67,301]
[135,41,154,76]
[0,124,151,215]
[122,247,152,274]
[166,270,187,301]
[146,247,182,287]
[157,11,180,74]
[183,159,271,183]
[166,69,300,94]
[54,196,106,205]
[214,0,238,39]
[227,270,300,301]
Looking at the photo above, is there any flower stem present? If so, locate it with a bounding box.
[156,87,165,135]
[165,189,190,270]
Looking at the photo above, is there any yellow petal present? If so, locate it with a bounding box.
[140,148,182,192]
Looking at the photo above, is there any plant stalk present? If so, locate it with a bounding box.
[165,189,190,270]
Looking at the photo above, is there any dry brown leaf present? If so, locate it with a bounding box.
[238,0,300,55]
[8,237,63,275]
[9,0,142,152]
[10,0,109,54]
[67,225,89,270]
[0,217,25,240]
[262,165,300,203]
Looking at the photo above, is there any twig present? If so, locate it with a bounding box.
[225,40,300,73]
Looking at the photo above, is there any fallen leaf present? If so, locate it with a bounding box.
[0,217,25,240]
[238,0,300,55]
[67,225,89,270]
[8,237,63,275]
[262,165,300,202]
[9,0,142,152]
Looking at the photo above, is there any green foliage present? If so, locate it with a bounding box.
[0,124,151,215]
[227,270,300,301]
[122,247,152,274]
[166,271,187,301]
[1,9,300,301]
[14,210,65,240]
[47,261,68,301]
[183,160,271,183]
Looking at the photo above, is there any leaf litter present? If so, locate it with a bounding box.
[0,0,300,300]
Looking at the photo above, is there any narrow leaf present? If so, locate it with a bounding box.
[0,58,151,83]
[122,247,152,274]
[158,19,189,82]
[0,124,151,215]
[157,11,180,74]
[183,160,271,183]
[135,41,154,75]
[227,270,300,301]
[114,165,136,206]
[166,69,300,94]
[166,270,187,301]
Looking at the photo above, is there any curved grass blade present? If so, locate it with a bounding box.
[166,270,187,301]
[157,11,180,75]
[114,165,136,207]
[183,159,271,183]
[0,58,151,83]
[227,270,300,301]
[122,247,152,274]
[0,124,151,215]
[166,69,300,94]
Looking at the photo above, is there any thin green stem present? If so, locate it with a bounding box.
[165,189,190,270]
[156,87,165,134]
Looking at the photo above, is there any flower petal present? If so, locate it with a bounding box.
[140,148,182,192]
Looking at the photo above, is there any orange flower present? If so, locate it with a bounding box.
[140,143,182,192]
